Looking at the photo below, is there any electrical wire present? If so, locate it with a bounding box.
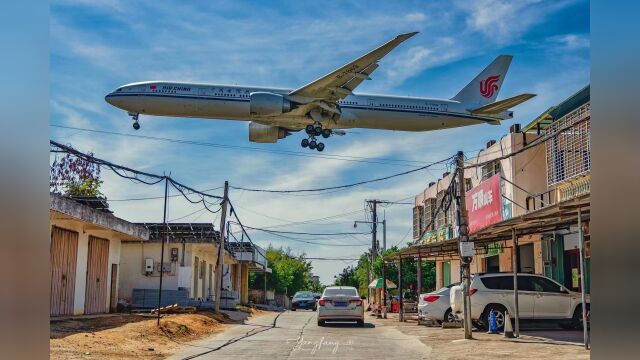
[228,222,371,236]
[229,155,455,193]
[50,124,436,168]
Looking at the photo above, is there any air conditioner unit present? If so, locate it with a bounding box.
[145,258,154,274]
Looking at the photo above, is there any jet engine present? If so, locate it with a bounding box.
[248,122,290,143]
[249,92,292,116]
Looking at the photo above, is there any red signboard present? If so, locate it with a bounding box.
[466,174,502,233]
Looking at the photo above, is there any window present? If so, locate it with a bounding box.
[531,276,565,293]
[323,288,358,297]
[481,160,501,181]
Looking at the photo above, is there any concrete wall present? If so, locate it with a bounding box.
[51,218,122,315]
[119,242,219,301]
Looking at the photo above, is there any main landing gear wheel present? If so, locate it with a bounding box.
[305,124,315,135]
[309,140,317,150]
[133,121,140,130]
[314,126,323,136]
[321,129,331,138]
[301,139,309,148]
[316,142,325,152]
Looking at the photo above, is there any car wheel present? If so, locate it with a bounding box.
[444,308,455,323]
[291,308,296,311]
[483,304,507,331]
[572,304,590,330]
[357,320,365,327]
[312,307,317,312]
[317,320,325,326]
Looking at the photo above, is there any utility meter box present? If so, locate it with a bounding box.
[145,258,154,274]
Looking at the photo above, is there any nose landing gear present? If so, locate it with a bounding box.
[129,112,140,130]
[302,122,330,152]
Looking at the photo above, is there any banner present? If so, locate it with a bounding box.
[466,174,502,233]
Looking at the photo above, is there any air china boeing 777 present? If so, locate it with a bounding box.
[105,32,535,152]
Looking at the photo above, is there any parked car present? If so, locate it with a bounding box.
[317,286,365,327]
[417,282,460,323]
[291,291,317,311]
[450,273,589,330]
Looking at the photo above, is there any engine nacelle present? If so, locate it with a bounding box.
[249,92,291,116]
[248,122,290,143]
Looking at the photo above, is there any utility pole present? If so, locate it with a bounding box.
[157,177,169,326]
[381,219,387,318]
[214,181,229,313]
[456,151,473,339]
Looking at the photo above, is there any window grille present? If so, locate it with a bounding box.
[412,205,424,239]
[545,102,591,186]
[482,160,501,181]
[423,198,436,232]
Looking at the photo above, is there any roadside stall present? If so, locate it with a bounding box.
[368,278,396,316]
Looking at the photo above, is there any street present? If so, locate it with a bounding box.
[169,310,431,359]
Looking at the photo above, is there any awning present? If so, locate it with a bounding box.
[368,278,397,289]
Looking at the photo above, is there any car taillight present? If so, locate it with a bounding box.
[469,288,477,296]
[423,295,440,302]
[349,299,363,306]
[318,299,332,306]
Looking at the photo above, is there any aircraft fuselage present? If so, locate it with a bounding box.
[105,81,509,132]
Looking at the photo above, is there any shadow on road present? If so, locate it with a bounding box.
[321,322,375,329]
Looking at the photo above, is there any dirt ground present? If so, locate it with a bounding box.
[370,313,590,359]
[50,308,266,360]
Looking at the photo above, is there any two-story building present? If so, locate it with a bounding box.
[402,85,590,293]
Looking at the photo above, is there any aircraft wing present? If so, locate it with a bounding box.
[470,93,536,115]
[289,32,418,101]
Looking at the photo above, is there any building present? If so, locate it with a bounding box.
[403,85,590,294]
[227,241,268,304]
[50,194,149,316]
[119,223,247,309]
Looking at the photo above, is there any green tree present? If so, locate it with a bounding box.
[249,246,314,296]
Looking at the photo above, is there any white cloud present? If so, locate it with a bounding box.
[549,34,590,50]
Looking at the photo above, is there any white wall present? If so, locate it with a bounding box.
[51,219,123,315]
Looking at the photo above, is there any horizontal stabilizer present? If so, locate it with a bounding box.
[470,93,536,115]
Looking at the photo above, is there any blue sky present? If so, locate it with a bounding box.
[50,0,589,283]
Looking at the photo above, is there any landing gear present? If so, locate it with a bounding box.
[129,112,140,130]
[301,122,330,152]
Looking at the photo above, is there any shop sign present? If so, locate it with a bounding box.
[484,242,502,257]
[466,174,502,233]
[420,225,451,245]
[459,241,475,257]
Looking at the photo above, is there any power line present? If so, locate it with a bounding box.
[107,186,224,202]
[50,124,436,168]
[229,222,371,236]
[229,155,455,193]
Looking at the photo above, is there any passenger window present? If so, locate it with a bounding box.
[517,276,536,291]
[532,277,565,293]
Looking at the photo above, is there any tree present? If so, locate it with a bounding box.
[50,150,103,197]
[249,246,314,296]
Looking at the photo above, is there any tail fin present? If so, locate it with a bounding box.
[451,55,512,106]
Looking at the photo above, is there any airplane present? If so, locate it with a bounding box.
[105,32,535,152]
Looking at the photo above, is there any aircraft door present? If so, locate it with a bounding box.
[368,98,376,109]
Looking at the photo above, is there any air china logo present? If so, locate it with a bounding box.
[479,75,500,98]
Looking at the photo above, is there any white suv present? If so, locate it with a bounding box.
[450,273,589,330]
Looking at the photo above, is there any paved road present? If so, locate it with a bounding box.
[169,310,431,360]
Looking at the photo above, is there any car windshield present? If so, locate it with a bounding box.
[293,292,314,299]
[323,288,358,297]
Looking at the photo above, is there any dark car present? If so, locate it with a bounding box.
[291,291,317,311]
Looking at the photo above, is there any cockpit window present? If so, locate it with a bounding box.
[116,88,123,92]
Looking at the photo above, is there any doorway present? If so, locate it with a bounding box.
[85,236,109,314]
[485,255,500,273]
[518,243,535,274]
[109,264,118,312]
[442,261,451,286]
